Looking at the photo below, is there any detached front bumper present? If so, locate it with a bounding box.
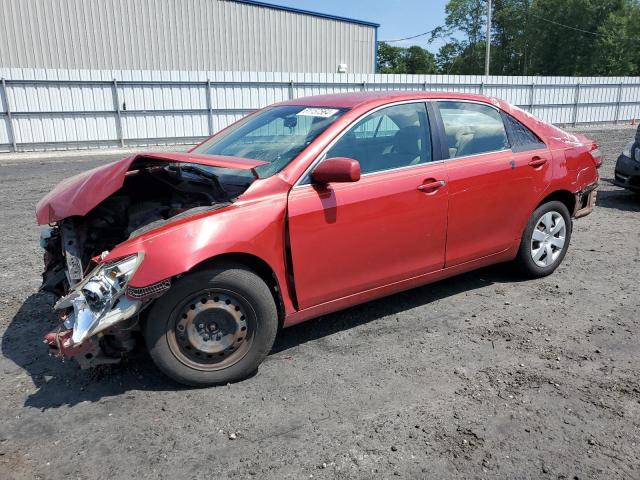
[42,254,148,367]
[613,154,640,192]
[43,294,143,367]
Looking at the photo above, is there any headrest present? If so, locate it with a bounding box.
[393,126,421,155]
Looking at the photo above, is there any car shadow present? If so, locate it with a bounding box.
[3,263,519,409]
[596,181,640,212]
[271,262,522,354]
[1,292,182,410]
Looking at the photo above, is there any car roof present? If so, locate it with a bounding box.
[279,90,496,109]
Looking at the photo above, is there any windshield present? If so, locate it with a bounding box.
[192,105,347,178]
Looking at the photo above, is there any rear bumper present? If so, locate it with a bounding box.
[613,154,640,192]
[573,182,598,218]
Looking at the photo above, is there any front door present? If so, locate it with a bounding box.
[287,102,449,310]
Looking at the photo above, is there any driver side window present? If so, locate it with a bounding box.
[325,102,432,175]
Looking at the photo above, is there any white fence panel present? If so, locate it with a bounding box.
[0,118,9,145]
[1,68,640,152]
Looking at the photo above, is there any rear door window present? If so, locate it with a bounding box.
[435,101,510,158]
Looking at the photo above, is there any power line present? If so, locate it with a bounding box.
[382,11,627,48]
[528,12,609,37]
[380,27,441,43]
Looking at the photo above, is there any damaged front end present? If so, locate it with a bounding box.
[45,254,141,364]
[37,152,261,367]
[42,252,168,368]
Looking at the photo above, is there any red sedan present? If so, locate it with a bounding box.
[36,92,600,386]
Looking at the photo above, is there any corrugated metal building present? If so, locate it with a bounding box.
[0,0,379,73]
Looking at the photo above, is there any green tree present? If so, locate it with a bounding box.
[436,40,487,74]
[443,0,487,72]
[593,0,640,75]
[401,46,438,74]
[526,0,627,75]
[386,0,640,76]
[436,41,464,73]
[491,0,532,75]
[377,42,437,74]
[445,0,486,45]
[377,42,405,73]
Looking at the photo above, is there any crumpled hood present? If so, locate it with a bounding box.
[35,152,267,224]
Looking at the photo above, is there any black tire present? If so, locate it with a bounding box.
[144,263,278,387]
[515,201,572,278]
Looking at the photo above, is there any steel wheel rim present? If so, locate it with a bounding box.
[530,211,566,267]
[167,289,256,371]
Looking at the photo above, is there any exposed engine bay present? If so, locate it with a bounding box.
[39,157,254,367]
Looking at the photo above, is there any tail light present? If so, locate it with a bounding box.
[589,144,603,168]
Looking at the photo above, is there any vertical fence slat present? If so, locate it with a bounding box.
[111,78,124,147]
[206,79,213,135]
[572,83,581,127]
[614,82,624,124]
[1,78,17,152]
[529,82,536,113]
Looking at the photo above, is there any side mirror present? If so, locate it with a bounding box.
[311,157,361,184]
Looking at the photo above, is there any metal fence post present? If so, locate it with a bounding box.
[206,79,214,135]
[361,81,367,92]
[288,81,294,100]
[614,82,624,124]
[529,82,536,113]
[423,81,428,91]
[572,83,581,127]
[111,79,125,147]
[1,78,17,152]
[479,81,484,95]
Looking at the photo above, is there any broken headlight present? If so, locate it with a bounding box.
[81,255,141,310]
[55,253,144,344]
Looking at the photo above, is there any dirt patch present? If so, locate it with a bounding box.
[0,127,638,479]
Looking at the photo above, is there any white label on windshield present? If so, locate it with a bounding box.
[296,108,339,118]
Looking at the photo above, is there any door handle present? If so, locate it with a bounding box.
[528,156,547,168]
[418,179,446,193]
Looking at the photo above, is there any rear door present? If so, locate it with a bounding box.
[287,102,449,309]
[433,101,552,267]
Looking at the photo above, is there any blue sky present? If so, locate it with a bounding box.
[265,0,451,52]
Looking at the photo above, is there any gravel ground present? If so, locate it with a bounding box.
[0,126,638,480]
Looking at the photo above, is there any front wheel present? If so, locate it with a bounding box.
[515,201,572,278]
[144,264,278,387]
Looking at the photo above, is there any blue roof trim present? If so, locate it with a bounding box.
[231,0,380,27]
[374,27,379,73]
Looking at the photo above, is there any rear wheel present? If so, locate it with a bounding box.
[516,201,572,278]
[144,264,278,386]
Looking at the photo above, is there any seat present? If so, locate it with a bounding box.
[376,126,423,171]
[456,125,508,157]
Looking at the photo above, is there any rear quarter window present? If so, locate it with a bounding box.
[502,113,547,152]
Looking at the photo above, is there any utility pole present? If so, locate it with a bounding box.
[484,0,492,77]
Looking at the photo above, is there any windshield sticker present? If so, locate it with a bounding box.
[297,108,340,118]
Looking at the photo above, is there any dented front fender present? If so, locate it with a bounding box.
[104,192,292,309]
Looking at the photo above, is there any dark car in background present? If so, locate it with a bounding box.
[614,125,640,194]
